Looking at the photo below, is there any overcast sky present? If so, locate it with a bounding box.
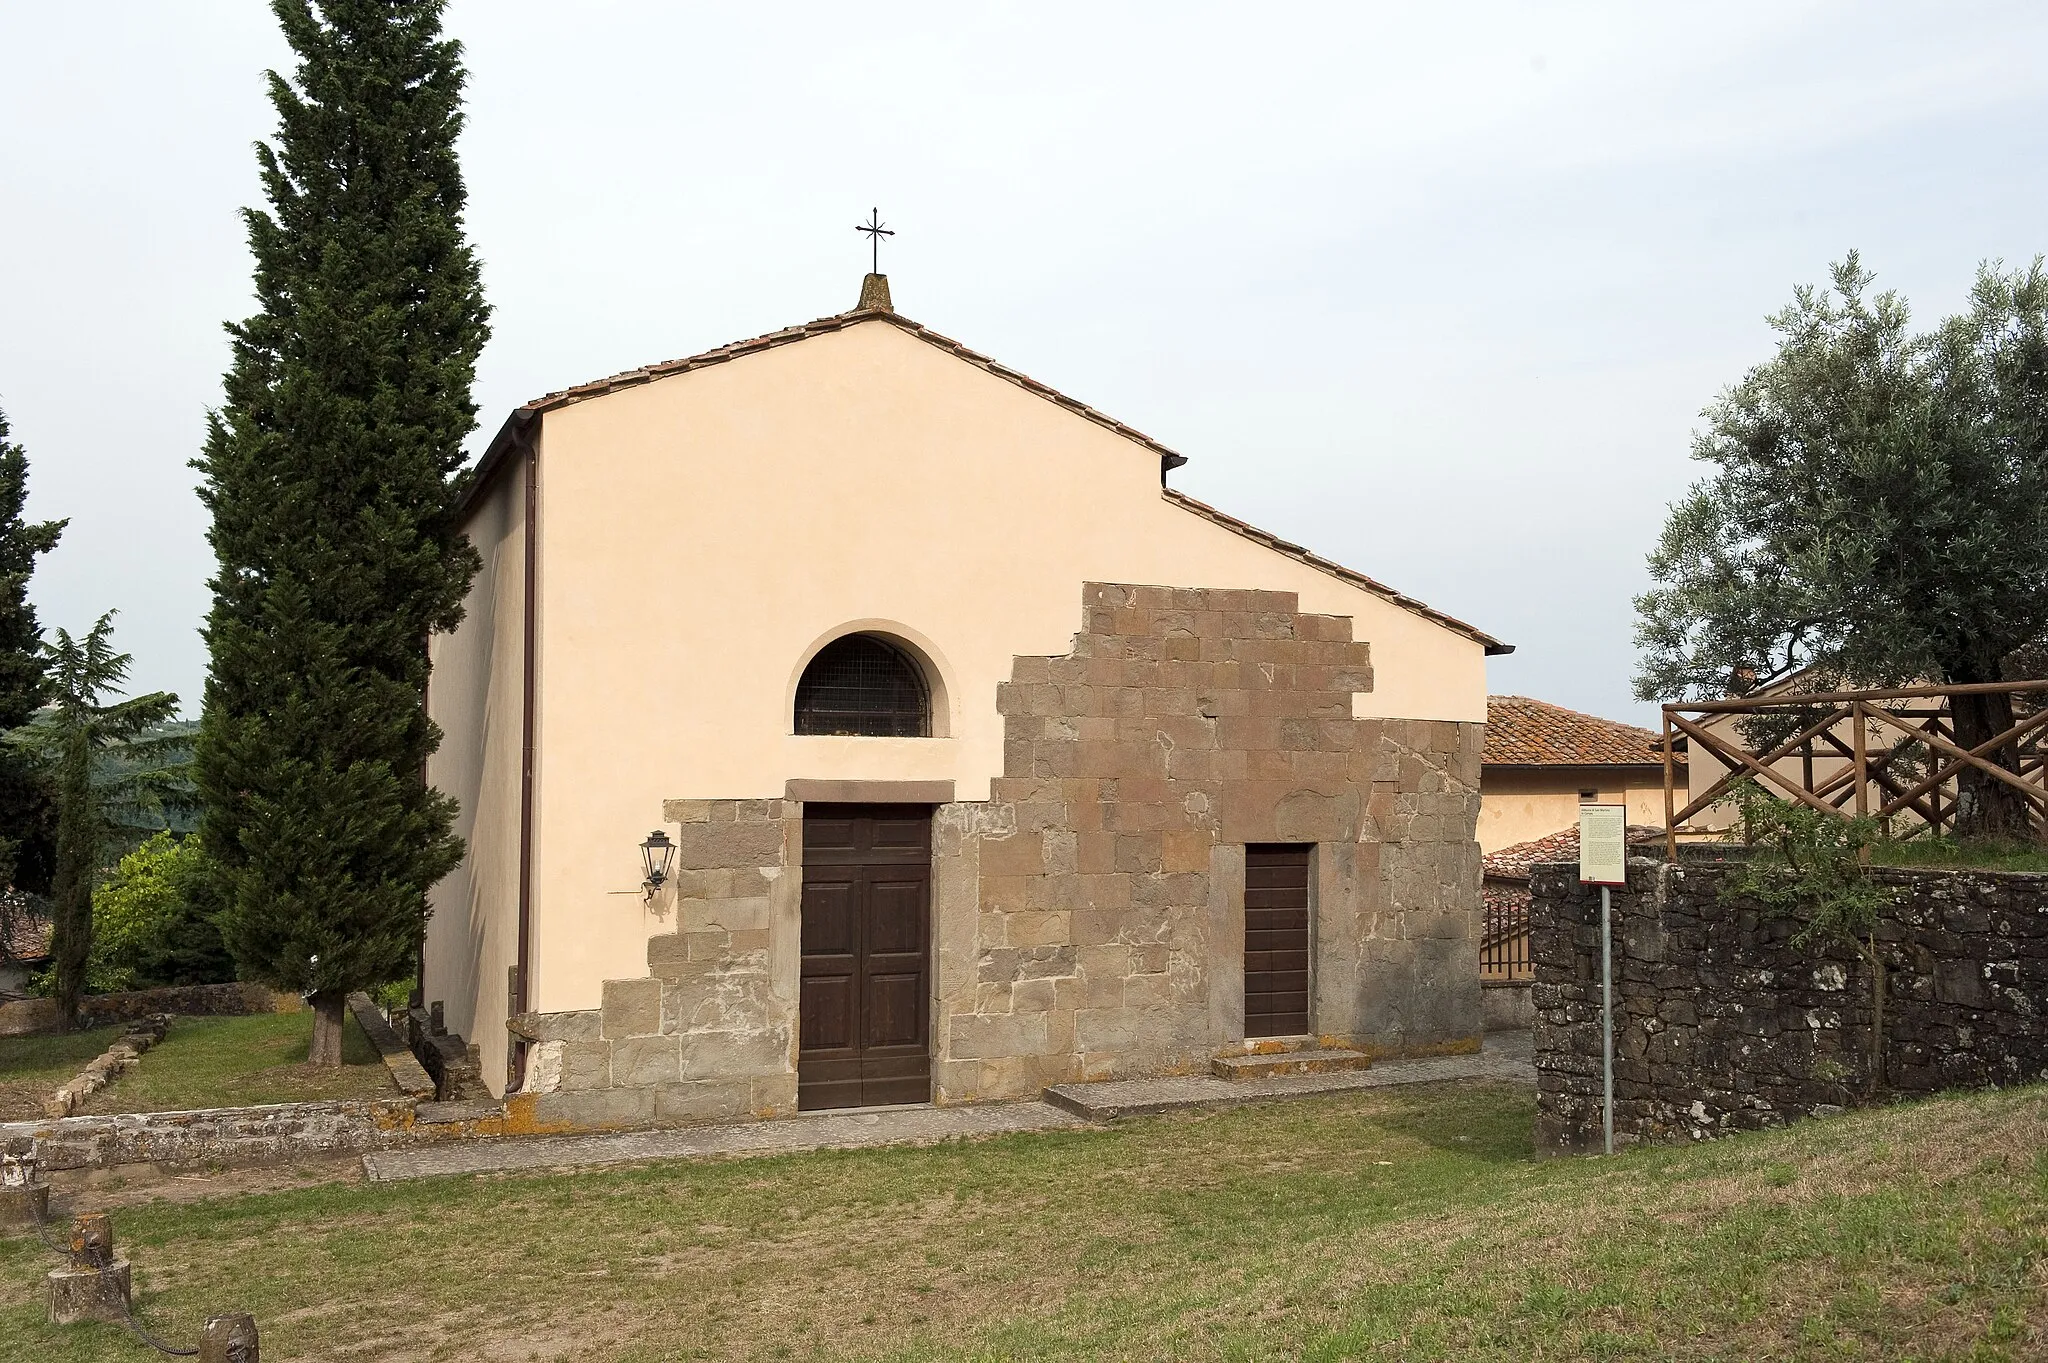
[3,2,2045,726]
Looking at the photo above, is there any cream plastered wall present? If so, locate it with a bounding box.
[489,319,1489,1022]
[422,455,527,1093]
[1477,767,1670,854]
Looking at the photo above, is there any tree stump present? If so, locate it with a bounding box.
[48,1259,131,1324]
[0,1180,49,1227]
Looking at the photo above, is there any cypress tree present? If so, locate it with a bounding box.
[0,405,66,895]
[195,0,489,1063]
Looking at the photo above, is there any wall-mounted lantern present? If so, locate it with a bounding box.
[640,830,676,901]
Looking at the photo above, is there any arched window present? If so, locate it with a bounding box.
[794,634,931,737]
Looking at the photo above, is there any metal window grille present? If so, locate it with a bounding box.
[794,635,931,737]
[1480,884,1532,981]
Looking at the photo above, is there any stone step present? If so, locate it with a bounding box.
[1210,1048,1372,1081]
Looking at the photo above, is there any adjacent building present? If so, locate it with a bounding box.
[1478,696,1679,855]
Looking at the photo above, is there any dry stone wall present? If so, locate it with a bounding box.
[1532,855,2048,1155]
[0,983,295,1039]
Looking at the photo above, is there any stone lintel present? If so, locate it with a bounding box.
[784,779,955,805]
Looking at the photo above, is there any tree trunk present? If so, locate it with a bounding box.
[48,742,95,1032]
[1949,689,2033,842]
[308,992,347,1066]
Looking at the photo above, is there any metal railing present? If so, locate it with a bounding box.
[1479,892,1532,982]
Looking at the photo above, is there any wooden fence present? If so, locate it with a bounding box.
[1661,680,2048,856]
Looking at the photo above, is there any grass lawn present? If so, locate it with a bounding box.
[1,1080,2042,1362]
[0,1025,126,1122]
[64,1011,393,1115]
[1869,838,2048,874]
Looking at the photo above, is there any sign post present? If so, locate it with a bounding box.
[1579,803,1627,1156]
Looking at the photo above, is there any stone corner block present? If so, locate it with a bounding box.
[601,978,664,1038]
[671,822,786,871]
[508,1008,604,1043]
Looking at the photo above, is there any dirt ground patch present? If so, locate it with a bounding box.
[0,1024,122,1121]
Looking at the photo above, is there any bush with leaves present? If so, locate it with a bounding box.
[1718,779,1895,1095]
[86,832,226,992]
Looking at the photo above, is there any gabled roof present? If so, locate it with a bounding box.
[509,307,1190,474]
[1166,489,1506,653]
[1484,695,1679,767]
[464,301,1508,654]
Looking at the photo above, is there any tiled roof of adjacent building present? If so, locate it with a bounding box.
[1483,824,1666,882]
[466,299,1510,655]
[1484,695,1679,767]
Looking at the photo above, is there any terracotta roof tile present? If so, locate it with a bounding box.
[1483,824,1666,882]
[469,304,1510,655]
[1484,695,1680,767]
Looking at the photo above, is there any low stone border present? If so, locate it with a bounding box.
[3,1099,426,1171]
[0,982,297,1038]
[344,992,435,1100]
[45,1015,170,1118]
[0,1092,584,1172]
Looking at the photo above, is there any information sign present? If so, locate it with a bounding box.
[1578,803,1628,886]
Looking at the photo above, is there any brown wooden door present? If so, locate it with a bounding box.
[799,805,933,1109]
[1245,844,1311,1037]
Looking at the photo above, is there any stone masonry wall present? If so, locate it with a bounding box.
[1532,856,2048,1155]
[931,583,1484,1102]
[513,582,1485,1126]
[509,799,800,1127]
[0,982,297,1039]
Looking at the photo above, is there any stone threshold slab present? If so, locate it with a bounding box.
[1044,1035,1537,1122]
[361,1099,1088,1182]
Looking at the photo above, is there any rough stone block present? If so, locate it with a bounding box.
[950,1012,1050,1059]
[602,978,664,1038]
[609,1035,684,1088]
[557,1041,612,1091]
[651,1080,751,1123]
[679,1028,791,1080]
[531,1086,658,1129]
[980,831,1045,877]
[670,822,785,872]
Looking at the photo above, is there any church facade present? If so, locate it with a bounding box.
[422,277,1508,1120]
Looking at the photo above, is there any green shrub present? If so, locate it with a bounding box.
[36,832,233,995]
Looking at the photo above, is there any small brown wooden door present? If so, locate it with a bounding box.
[799,804,933,1109]
[1245,844,1311,1037]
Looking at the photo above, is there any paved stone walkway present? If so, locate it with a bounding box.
[362,1099,1087,1182]
[1044,1030,1535,1120]
[362,1031,1536,1182]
